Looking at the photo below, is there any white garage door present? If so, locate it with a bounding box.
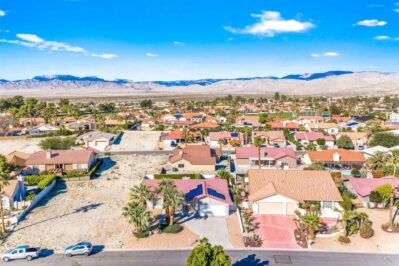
[198,204,226,217]
[258,202,285,215]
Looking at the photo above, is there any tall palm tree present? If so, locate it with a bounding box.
[182,129,190,144]
[158,180,175,224]
[242,127,252,145]
[122,202,153,233]
[367,151,387,172]
[165,188,184,225]
[388,150,399,177]
[0,155,11,234]
[217,139,224,151]
[253,136,266,170]
[129,184,157,207]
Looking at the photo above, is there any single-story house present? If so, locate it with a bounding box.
[267,122,298,131]
[297,116,325,125]
[1,179,26,210]
[338,120,365,132]
[6,151,31,169]
[303,149,366,170]
[19,117,46,127]
[252,131,287,147]
[247,169,342,217]
[24,125,60,136]
[208,131,243,148]
[346,176,399,207]
[190,122,220,130]
[26,149,97,174]
[294,132,335,148]
[235,115,262,128]
[144,178,233,217]
[77,131,116,151]
[234,147,297,173]
[306,123,339,135]
[159,130,200,150]
[336,132,369,148]
[169,144,221,173]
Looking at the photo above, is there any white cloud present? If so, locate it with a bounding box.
[0,33,117,59]
[0,10,5,17]
[323,52,339,57]
[311,52,339,57]
[355,19,387,27]
[224,11,314,37]
[146,52,159,57]
[375,35,391,40]
[173,41,184,46]
[395,9,399,13]
[91,53,118,59]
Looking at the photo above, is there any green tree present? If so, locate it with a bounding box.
[369,132,399,148]
[39,137,75,150]
[217,170,233,183]
[187,238,231,266]
[258,113,268,124]
[299,213,322,240]
[387,150,399,176]
[158,180,183,225]
[367,151,387,172]
[309,161,325,170]
[336,135,354,149]
[0,155,11,234]
[253,136,265,170]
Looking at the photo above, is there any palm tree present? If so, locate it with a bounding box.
[0,155,11,234]
[242,127,252,145]
[387,150,399,177]
[182,129,190,144]
[158,180,175,224]
[217,139,224,151]
[129,184,157,207]
[301,213,322,240]
[253,136,266,170]
[367,151,387,172]
[165,188,184,225]
[122,202,153,233]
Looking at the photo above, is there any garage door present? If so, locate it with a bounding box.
[258,202,285,215]
[198,204,226,217]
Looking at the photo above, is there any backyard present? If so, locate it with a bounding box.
[2,154,167,252]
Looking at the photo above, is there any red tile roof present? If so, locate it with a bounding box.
[209,131,243,141]
[307,149,366,163]
[235,147,296,160]
[169,144,219,165]
[295,132,334,141]
[26,150,94,165]
[349,177,399,197]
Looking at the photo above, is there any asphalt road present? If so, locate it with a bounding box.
[2,249,398,266]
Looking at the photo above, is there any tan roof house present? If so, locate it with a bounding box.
[336,132,369,147]
[247,169,342,217]
[26,150,97,174]
[169,144,221,173]
[252,131,287,147]
[1,179,26,210]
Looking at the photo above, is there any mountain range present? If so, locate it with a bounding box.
[1,70,398,98]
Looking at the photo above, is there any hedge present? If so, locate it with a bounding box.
[163,224,182,234]
[24,175,44,186]
[133,230,150,238]
[37,175,57,190]
[153,173,201,180]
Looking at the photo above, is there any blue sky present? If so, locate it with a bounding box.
[1,0,399,81]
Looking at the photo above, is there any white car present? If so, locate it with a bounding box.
[1,245,40,262]
[64,242,93,257]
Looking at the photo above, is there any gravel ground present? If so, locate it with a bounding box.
[0,138,44,156]
[110,131,161,151]
[3,154,167,252]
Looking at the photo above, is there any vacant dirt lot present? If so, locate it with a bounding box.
[313,208,399,252]
[3,154,167,252]
[0,137,44,156]
[110,131,161,151]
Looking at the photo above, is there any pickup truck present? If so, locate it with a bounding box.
[1,245,40,262]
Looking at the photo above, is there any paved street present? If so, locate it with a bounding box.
[1,249,398,266]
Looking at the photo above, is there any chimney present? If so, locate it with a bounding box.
[46,150,52,159]
[333,152,340,162]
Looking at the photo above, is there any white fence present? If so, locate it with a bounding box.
[17,179,57,222]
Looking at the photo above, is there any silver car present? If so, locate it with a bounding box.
[64,242,93,257]
[1,245,40,262]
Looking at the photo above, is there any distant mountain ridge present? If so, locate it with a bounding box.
[0,70,354,86]
[1,71,398,98]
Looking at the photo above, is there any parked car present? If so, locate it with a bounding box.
[1,245,40,262]
[64,242,93,257]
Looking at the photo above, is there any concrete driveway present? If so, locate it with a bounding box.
[184,216,232,248]
[253,214,300,249]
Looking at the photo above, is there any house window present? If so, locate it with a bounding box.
[178,164,184,168]
[76,164,86,170]
[323,201,333,209]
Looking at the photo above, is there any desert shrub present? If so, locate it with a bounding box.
[369,191,382,204]
[133,230,150,238]
[24,193,36,201]
[316,138,326,146]
[64,170,86,178]
[351,168,361,178]
[360,224,374,239]
[21,206,28,210]
[163,224,182,234]
[338,235,350,244]
[39,136,75,150]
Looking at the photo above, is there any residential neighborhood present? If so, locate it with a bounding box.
[0,94,399,261]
